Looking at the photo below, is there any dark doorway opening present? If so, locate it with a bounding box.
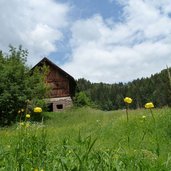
[47,103,53,112]
[56,104,63,109]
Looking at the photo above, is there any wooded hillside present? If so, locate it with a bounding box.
[76,68,171,110]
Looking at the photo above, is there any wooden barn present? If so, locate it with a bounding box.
[32,57,76,112]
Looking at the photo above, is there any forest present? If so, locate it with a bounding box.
[76,68,171,110]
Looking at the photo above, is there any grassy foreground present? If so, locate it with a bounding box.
[1,107,171,170]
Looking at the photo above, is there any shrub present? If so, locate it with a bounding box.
[0,46,48,126]
[74,91,92,107]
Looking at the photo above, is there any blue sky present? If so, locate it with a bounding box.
[51,0,123,64]
[1,0,171,83]
[58,0,123,20]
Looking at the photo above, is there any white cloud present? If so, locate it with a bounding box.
[0,0,69,65]
[1,0,171,83]
[63,0,171,83]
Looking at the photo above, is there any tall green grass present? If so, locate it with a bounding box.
[1,107,171,170]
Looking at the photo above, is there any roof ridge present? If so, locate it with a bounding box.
[32,57,75,81]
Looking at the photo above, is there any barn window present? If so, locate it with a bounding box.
[56,104,63,109]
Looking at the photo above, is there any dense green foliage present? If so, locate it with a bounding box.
[74,91,92,107]
[76,69,171,110]
[1,107,171,170]
[0,46,48,125]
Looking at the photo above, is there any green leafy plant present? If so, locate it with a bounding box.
[74,91,92,107]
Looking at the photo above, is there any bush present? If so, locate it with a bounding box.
[74,91,92,107]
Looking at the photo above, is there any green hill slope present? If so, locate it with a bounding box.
[76,67,171,110]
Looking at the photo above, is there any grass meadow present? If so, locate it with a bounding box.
[1,107,171,170]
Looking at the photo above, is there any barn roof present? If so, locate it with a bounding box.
[32,57,75,83]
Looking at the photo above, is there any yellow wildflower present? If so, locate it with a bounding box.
[21,109,24,112]
[34,107,42,113]
[124,97,133,104]
[142,115,146,122]
[26,114,30,118]
[145,102,154,109]
[18,110,21,114]
[142,115,146,119]
[20,122,24,126]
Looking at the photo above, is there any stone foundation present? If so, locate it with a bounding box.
[45,96,73,112]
